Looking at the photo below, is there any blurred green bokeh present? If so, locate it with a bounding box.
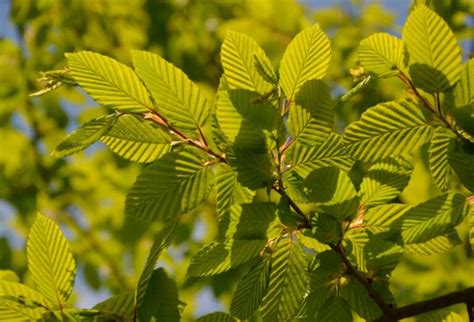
[0,0,473,320]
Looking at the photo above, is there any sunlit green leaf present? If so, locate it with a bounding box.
[125,148,215,222]
[394,193,468,244]
[304,167,359,219]
[230,257,271,319]
[288,79,333,146]
[221,30,274,94]
[403,5,462,93]
[216,88,281,151]
[93,292,134,321]
[260,238,308,321]
[360,157,412,207]
[358,32,406,78]
[187,239,266,277]
[343,100,432,161]
[26,213,76,308]
[132,50,210,134]
[52,114,117,157]
[101,114,171,163]
[287,133,354,177]
[429,127,455,191]
[66,51,152,112]
[280,24,331,99]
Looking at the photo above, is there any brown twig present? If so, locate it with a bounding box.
[397,71,466,142]
[375,287,474,321]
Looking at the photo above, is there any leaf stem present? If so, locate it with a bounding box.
[397,71,466,142]
[146,110,226,162]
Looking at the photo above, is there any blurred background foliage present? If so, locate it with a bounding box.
[0,0,473,320]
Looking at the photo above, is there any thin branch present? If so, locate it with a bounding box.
[272,185,312,229]
[397,71,466,142]
[329,244,392,315]
[145,110,226,162]
[375,287,474,321]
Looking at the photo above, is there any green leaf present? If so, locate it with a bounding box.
[26,213,76,307]
[196,312,237,322]
[280,24,331,99]
[403,5,462,93]
[0,299,47,321]
[230,257,271,319]
[287,133,354,177]
[101,114,171,163]
[215,163,255,217]
[227,149,274,189]
[343,100,432,161]
[358,33,406,78]
[404,229,462,255]
[220,202,278,240]
[316,296,352,322]
[428,127,455,191]
[337,75,373,104]
[304,167,359,220]
[340,278,382,320]
[260,238,308,321]
[136,222,177,310]
[307,213,342,244]
[0,281,49,307]
[187,239,266,277]
[469,205,474,251]
[93,292,134,320]
[221,30,274,94]
[138,268,181,322]
[364,234,403,275]
[394,193,468,244]
[453,58,473,109]
[125,148,215,222]
[448,140,474,192]
[52,114,117,157]
[288,79,333,146]
[132,50,210,134]
[66,51,152,112]
[216,89,282,151]
[360,157,413,207]
[364,204,412,234]
[0,271,19,283]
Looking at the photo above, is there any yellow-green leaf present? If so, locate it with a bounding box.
[358,32,406,78]
[221,30,274,94]
[279,24,331,99]
[132,50,210,135]
[66,51,152,112]
[101,114,171,163]
[403,5,462,93]
[26,213,76,308]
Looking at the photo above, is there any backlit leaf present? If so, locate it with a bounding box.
[101,114,171,163]
[221,30,274,94]
[132,50,210,134]
[403,5,462,92]
[280,24,331,99]
[26,214,76,308]
[343,100,432,161]
[66,51,152,112]
[359,32,405,78]
[288,79,333,146]
[125,148,215,222]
